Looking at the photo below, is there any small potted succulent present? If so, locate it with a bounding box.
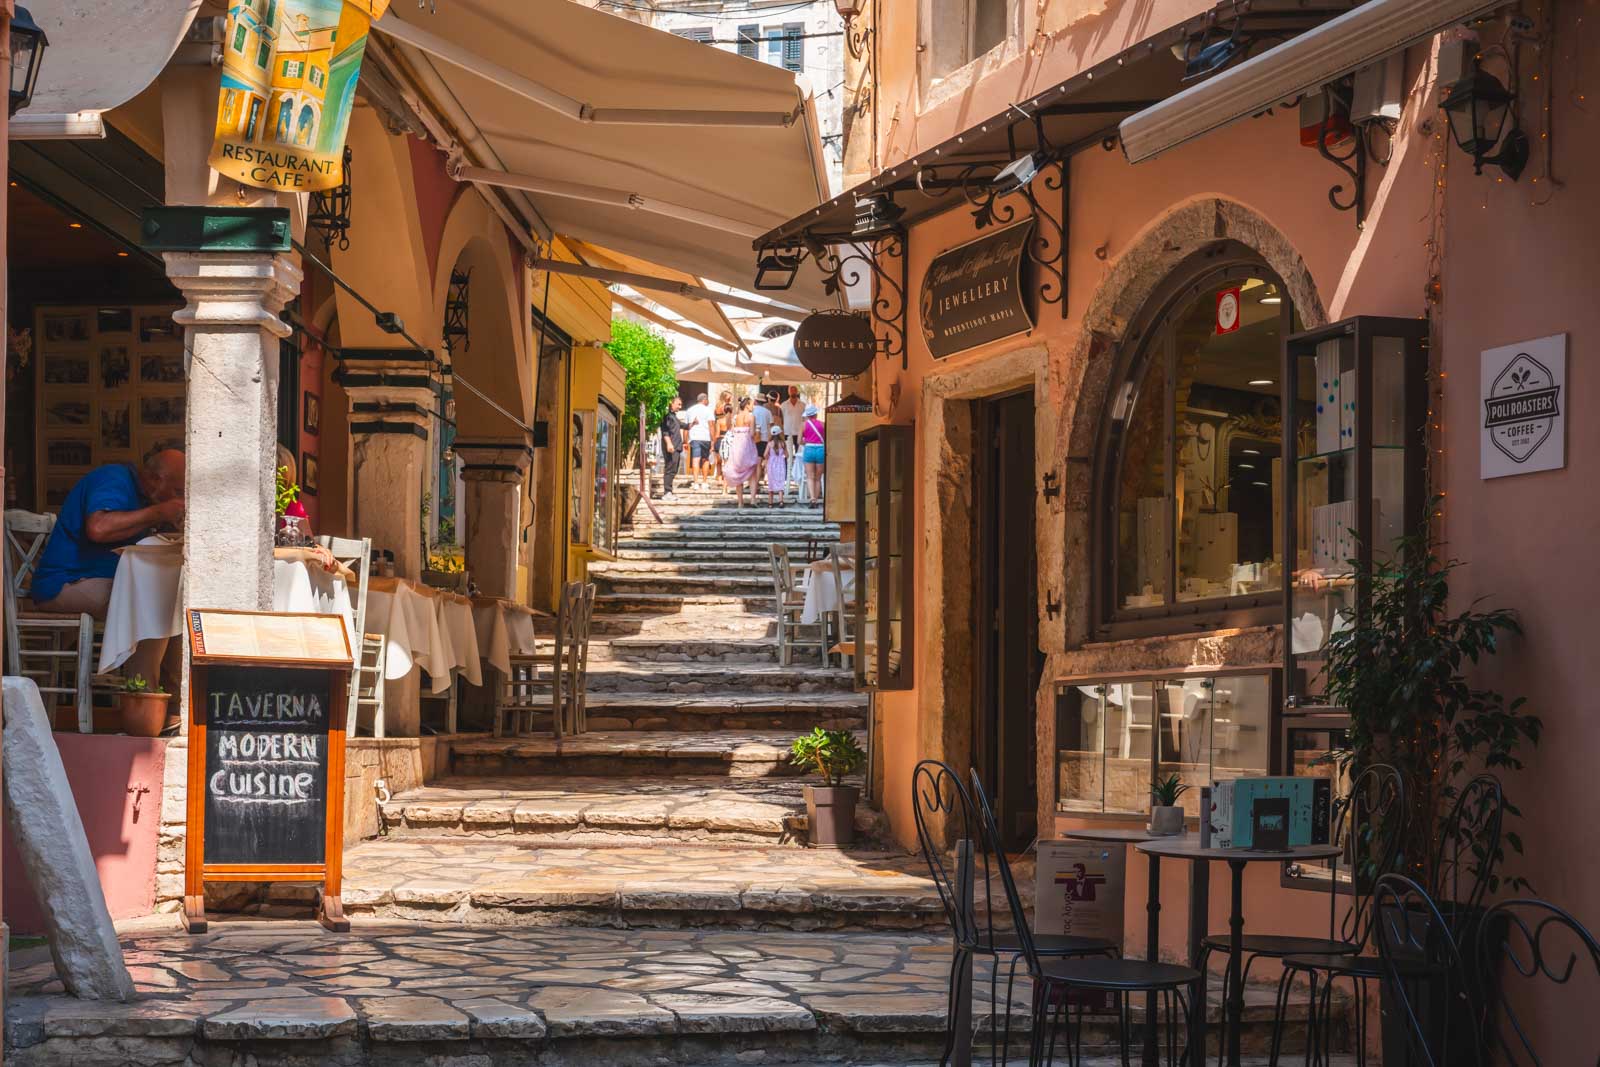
[790,727,866,847]
[1148,773,1190,836]
[119,675,171,738]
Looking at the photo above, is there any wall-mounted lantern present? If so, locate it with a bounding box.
[1441,65,1529,180]
[9,6,49,118]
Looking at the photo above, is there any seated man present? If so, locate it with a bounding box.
[31,449,185,688]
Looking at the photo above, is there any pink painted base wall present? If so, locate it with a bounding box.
[2,733,167,934]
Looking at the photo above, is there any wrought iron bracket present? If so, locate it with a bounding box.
[843,19,873,121]
[1041,469,1060,500]
[308,146,353,251]
[1314,87,1371,230]
[808,232,909,370]
[443,268,470,356]
[1045,590,1061,619]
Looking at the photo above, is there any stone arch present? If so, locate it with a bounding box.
[1051,196,1325,649]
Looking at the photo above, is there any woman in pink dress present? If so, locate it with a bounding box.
[720,397,761,507]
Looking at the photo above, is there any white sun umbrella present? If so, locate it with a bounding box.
[740,332,819,385]
[672,337,760,384]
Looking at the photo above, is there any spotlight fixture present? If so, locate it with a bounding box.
[375,311,405,335]
[1258,285,1282,305]
[851,192,905,238]
[1440,64,1529,180]
[1181,20,1246,82]
[1248,378,1274,387]
[989,151,1047,196]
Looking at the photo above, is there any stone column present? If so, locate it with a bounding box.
[340,351,437,580]
[166,252,302,614]
[455,442,533,600]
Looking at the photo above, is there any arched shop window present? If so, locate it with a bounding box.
[1096,243,1301,634]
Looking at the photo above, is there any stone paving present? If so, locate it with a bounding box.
[5,918,1335,1066]
[340,839,945,929]
[450,730,851,777]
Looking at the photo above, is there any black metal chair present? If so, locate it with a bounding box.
[1372,873,1482,1067]
[1428,774,1506,930]
[911,760,1116,1066]
[1476,897,1600,1066]
[969,769,1200,1067]
[1245,765,1404,1066]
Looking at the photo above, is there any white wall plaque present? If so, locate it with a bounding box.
[1481,333,1566,480]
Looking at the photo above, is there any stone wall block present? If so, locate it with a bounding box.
[2,678,138,1001]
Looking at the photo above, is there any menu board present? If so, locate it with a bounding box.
[202,665,332,866]
[189,610,350,663]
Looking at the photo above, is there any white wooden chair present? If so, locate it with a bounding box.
[769,543,825,666]
[317,535,381,737]
[827,546,857,670]
[3,510,98,732]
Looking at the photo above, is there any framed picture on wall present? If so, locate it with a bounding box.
[97,307,133,334]
[138,315,179,343]
[302,453,320,495]
[42,312,90,344]
[302,392,320,436]
[42,353,90,386]
[100,403,132,451]
[43,397,91,427]
[139,352,184,383]
[100,345,131,388]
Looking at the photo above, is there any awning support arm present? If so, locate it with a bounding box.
[611,291,745,354]
[453,163,768,241]
[372,12,800,129]
[530,258,808,323]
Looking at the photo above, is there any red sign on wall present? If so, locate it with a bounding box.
[1215,287,1242,335]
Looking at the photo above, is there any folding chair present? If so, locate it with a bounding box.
[4,510,98,732]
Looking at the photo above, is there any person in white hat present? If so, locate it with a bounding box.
[800,403,825,506]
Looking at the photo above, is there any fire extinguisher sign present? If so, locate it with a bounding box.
[1216,287,1242,335]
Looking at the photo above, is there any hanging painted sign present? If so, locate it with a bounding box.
[920,220,1033,359]
[1481,333,1566,479]
[210,0,391,192]
[1215,287,1242,334]
[794,312,877,379]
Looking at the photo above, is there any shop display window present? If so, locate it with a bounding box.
[854,425,913,690]
[1098,245,1297,633]
[1055,669,1278,817]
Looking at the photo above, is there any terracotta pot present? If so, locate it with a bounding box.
[804,784,858,848]
[119,691,171,737]
[1148,805,1185,836]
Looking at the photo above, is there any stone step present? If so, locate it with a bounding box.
[592,592,775,616]
[340,839,944,932]
[595,635,781,664]
[581,692,866,732]
[592,559,772,578]
[378,775,881,846]
[595,572,776,596]
[448,730,855,778]
[583,663,856,694]
[569,612,778,638]
[617,545,781,561]
[6,921,1347,1065]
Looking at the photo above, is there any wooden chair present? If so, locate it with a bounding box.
[500,581,586,738]
[3,510,97,732]
[568,583,597,734]
[317,535,381,738]
[769,543,825,666]
[827,546,856,669]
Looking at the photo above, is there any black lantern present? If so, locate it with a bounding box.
[1441,66,1529,179]
[9,6,48,118]
[833,0,864,19]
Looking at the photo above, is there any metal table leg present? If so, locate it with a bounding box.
[1144,852,1160,1067]
[1187,859,1210,1067]
[1225,860,1246,1067]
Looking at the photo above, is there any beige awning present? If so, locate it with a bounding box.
[567,239,742,347]
[374,0,837,307]
[20,0,200,138]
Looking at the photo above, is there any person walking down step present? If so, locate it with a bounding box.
[765,425,790,507]
[659,396,683,499]
[721,397,761,509]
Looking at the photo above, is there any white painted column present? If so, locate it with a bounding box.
[455,443,533,600]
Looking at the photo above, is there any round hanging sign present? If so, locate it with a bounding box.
[793,311,878,379]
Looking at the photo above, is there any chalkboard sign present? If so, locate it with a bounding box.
[202,665,333,866]
[184,609,353,934]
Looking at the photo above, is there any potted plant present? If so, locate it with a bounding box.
[790,727,866,847]
[119,675,170,738]
[1148,773,1189,836]
[275,465,308,545]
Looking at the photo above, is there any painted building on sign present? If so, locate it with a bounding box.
[756,0,1600,1056]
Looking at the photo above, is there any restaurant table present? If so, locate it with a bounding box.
[471,596,542,677]
[99,540,356,674]
[800,555,854,625]
[1060,827,1164,1067]
[1135,837,1341,1066]
[364,577,482,694]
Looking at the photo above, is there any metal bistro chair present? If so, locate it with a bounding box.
[970,768,1201,1067]
[1477,897,1600,1066]
[1372,874,1479,1067]
[3,509,100,732]
[1428,774,1507,934]
[1244,764,1406,1067]
[911,760,1117,1067]
[500,581,587,737]
[317,535,381,737]
[769,543,825,667]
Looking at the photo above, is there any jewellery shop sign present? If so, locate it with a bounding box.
[1481,333,1566,480]
[920,220,1034,359]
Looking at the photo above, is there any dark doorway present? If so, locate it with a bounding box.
[974,389,1041,850]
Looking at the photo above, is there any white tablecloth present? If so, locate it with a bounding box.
[363,581,483,693]
[99,541,355,674]
[801,558,855,625]
[472,598,541,676]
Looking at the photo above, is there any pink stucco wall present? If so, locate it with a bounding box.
[2,733,167,934]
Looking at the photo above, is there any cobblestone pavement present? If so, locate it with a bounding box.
[5,918,1326,1064]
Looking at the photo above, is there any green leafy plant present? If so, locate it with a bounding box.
[604,318,678,453]
[121,674,167,695]
[1322,518,1542,892]
[789,727,866,787]
[274,466,300,514]
[1150,773,1190,807]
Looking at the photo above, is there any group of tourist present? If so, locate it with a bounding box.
[657,385,826,507]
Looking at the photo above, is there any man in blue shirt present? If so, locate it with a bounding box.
[32,449,186,618]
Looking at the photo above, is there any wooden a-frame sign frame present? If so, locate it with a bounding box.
[183,608,354,934]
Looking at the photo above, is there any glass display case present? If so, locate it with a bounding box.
[1055,669,1278,818]
[854,425,913,690]
[1282,316,1427,709]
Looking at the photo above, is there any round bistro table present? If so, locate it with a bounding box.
[1136,838,1340,1066]
[1059,828,1166,1066]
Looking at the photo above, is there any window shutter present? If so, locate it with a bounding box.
[782,23,804,71]
[736,24,759,59]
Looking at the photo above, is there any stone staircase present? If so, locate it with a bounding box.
[351,479,915,930]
